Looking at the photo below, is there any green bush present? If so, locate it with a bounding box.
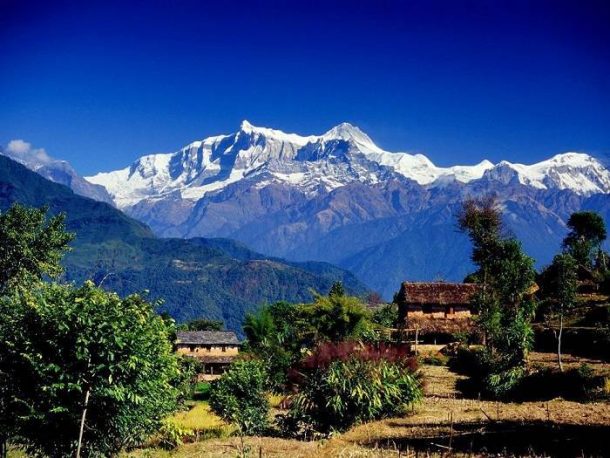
[279,342,422,437]
[420,353,448,366]
[450,346,527,398]
[208,360,270,435]
[157,421,195,450]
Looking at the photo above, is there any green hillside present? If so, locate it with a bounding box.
[0,155,369,332]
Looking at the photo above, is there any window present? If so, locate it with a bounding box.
[222,346,226,352]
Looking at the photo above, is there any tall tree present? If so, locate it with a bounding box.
[563,211,607,268]
[0,204,73,290]
[539,253,578,371]
[458,198,537,395]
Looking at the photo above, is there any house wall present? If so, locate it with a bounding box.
[177,344,239,357]
[408,307,471,320]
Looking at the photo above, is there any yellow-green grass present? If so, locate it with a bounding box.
[167,401,234,436]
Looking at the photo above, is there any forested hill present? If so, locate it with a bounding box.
[0,155,369,332]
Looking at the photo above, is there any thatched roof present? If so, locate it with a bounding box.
[176,331,240,346]
[397,282,479,305]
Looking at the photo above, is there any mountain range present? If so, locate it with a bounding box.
[0,155,368,333]
[3,122,610,298]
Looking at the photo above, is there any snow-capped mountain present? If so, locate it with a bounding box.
[86,121,610,211]
[1,139,113,204]
[8,121,597,298]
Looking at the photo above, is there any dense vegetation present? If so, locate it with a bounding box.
[209,283,422,437]
[0,205,188,457]
[280,342,421,437]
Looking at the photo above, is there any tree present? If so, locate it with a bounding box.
[539,254,578,371]
[0,204,73,290]
[300,293,372,343]
[563,211,607,268]
[328,281,346,298]
[0,281,182,457]
[208,360,270,436]
[458,198,537,396]
[371,303,398,328]
[243,302,301,390]
[177,318,224,331]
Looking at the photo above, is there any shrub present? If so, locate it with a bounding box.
[208,360,270,435]
[449,346,527,398]
[157,421,195,449]
[420,353,448,366]
[279,342,422,437]
[508,364,608,401]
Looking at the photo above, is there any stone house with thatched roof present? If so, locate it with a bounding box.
[176,330,241,379]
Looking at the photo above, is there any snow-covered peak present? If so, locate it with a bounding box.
[321,122,383,154]
[238,120,317,146]
[483,152,610,194]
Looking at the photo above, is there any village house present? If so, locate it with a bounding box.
[176,330,241,379]
[392,281,480,343]
[395,281,479,322]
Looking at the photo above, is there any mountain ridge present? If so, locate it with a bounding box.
[0,155,369,332]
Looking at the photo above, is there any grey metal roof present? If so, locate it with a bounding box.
[176,330,240,345]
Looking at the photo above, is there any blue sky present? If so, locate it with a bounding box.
[1,0,609,175]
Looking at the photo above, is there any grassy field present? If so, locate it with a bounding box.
[121,350,610,457]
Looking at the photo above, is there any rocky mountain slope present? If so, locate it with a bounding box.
[0,155,368,332]
[1,139,114,204]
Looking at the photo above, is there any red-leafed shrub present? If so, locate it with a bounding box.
[279,342,422,438]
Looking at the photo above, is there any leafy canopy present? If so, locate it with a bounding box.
[177,318,224,331]
[563,211,607,268]
[0,204,73,289]
[208,360,270,435]
[0,281,182,457]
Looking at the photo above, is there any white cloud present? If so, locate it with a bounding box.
[7,139,32,154]
[4,139,53,165]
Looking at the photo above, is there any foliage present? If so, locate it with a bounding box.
[0,204,73,290]
[539,254,578,312]
[157,421,195,450]
[0,281,182,457]
[299,293,373,343]
[328,281,346,297]
[503,363,609,402]
[458,198,537,396]
[280,342,421,437]
[243,295,375,390]
[243,302,301,390]
[371,303,398,328]
[177,319,224,331]
[208,360,270,436]
[563,211,607,268]
[539,253,578,370]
